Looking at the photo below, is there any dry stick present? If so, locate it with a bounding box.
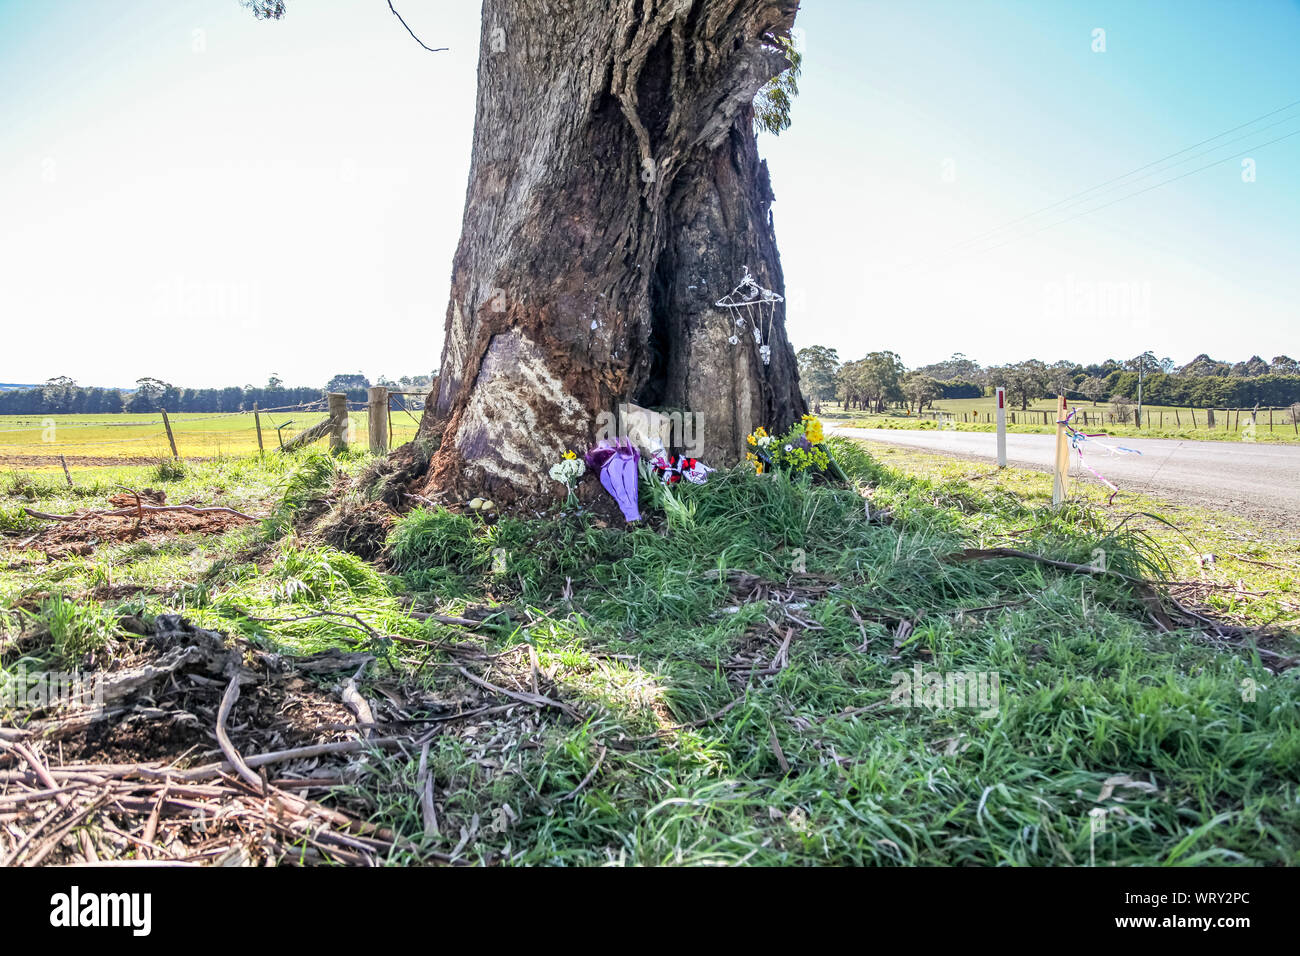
[0,782,90,806]
[214,672,262,790]
[22,794,110,868]
[59,455,73,487]
[341,667,376,739]
[559,744,607,801]
[407,610,489,628]
[456,666,579,719]
[140,785,168,856]
[0,740,98,863]
[208,723,398,845]
[415,740,438,838]
[770,627,794,671]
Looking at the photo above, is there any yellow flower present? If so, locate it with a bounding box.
[747,434,757,446]
[804,418,824,444]
[563,450,577,460]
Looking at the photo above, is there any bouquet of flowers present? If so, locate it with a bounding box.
[548,450,586,507]
[746,415,846,481]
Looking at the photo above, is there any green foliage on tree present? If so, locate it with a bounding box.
[754,33,801,136]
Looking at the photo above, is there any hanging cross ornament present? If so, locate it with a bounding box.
[714,265,783,366]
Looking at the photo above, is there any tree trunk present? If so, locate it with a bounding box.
[418,0,804,506]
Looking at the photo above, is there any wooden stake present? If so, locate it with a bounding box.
[368,386,389,455]
[1052,395,1070,507]
[160,409,180,460]
[253,403,264,458]
[328,392,349,454]
[59,455,73,487]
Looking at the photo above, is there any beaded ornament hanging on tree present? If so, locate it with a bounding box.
[714,265,783,366]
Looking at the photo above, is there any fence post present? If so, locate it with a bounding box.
[59,455,73,487]
[253,402,264,458]
[160,408,180,459]
[368,386,389,455]
[328,392,349,454]
[1052,395,1070,507]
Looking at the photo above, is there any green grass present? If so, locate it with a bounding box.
[0,410,423,465]
[1,440,1297,865]
[820,397,1300,444]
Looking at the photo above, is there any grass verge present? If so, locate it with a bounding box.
[2,441,1297,865]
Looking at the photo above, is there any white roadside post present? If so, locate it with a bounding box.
[1052,394,1071,507]
[995,387,1007,468]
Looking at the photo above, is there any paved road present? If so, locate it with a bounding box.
[831,426,1300,523]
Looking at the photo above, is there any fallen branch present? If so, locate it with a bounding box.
[558,744,607,801]
[943,546,1295,666]
[24,504,259,522]
[457,666,580,719]
[279,418,334,452]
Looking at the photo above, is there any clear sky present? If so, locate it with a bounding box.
[1,0,1297,388]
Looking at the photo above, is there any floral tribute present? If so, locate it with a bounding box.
[548,450,586,508]
[584,439,641,522]
[650,453,713,485]
[745,415,845,480]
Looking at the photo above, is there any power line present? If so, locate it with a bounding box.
[934,126,1300,268]
[937,96,1300,255]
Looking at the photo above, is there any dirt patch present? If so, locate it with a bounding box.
[11,509,254,560]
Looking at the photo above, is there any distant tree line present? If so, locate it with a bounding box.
[794,348,1300,413]
[0,372,436,416]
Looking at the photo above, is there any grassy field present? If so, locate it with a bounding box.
[2,437,1296,865]
[820,397,1300,444]
[0,408,424,467]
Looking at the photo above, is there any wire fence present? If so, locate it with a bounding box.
[868,402,1300,434]
[0,397,426,467]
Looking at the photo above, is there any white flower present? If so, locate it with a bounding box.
[549,458,585,486]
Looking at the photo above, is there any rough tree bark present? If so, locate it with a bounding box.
[419,0,805,504]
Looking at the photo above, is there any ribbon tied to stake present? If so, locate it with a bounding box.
[1056,407,1142,505]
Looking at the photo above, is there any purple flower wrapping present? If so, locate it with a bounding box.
[585,439,641,522]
